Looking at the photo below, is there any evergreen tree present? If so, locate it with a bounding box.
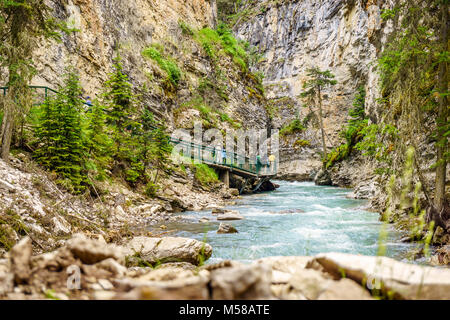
[301,67,338,167]
[103,53,139,164]
[379,0,448,221]
[34,68,87,193]
[85,100,112,181]
[0,0,68,160]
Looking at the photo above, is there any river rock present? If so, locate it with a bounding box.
[67,234,126,265]
[210,264,273,300]
[430,245,450,266]
[217,211,244,221]
[314,169,332,186]
[114,269,210,300]
[311,252,450,300]
[317,278,373,300]
[217,223,238,234]
[256,256,313,275]
[125,236,212,266]
[288,268,333,300]
[211,207,226,214]
[270,209,305,215]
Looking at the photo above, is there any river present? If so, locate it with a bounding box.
[163,181,415,264]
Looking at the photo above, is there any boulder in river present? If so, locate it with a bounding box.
[217,223,238,234]
[270,209,305,215]
[314,169,332,186]
[125,236,212,266]
[217,211,244,221]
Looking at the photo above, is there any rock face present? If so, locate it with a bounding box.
[235,0,383,179]
[125,237,212,266]
[29,0,269,133]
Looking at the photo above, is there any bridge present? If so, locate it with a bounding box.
[1,86,277,192]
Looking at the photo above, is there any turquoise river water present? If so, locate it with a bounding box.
[164,181,415,264]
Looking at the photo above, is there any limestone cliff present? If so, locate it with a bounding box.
[234,0,384,180]
[33,0,269,131]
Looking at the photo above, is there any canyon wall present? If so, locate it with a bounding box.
[31,0,269,131]
[235,0,386,180]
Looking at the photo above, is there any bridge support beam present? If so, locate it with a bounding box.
[219,170,230,187]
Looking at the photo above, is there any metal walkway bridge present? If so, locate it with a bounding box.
[1,86,277,185]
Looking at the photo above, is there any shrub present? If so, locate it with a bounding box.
[142,45,182,86]
[280,119,305,136]
[194,163,219,186]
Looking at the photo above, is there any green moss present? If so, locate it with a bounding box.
[0,208,29,250]
[293,139,311,149]
[194,163,219,186]
[142,45,182,86]
[279,119,305,137]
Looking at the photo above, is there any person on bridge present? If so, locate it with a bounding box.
[269,154,276,174]
[222,148,227,164]
[215,146,222,164]
[256,154,262,173]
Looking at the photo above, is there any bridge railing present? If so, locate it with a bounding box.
[1,85,277,176]
[169,138,277,176]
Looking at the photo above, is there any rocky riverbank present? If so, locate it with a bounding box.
[1,233,449,300]
[0,154,238,257]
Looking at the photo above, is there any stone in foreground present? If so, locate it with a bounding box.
[311,252,450,300]
[126,236,212,266]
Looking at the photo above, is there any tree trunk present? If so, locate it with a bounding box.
[210,0,218,29]
[435,1,449,213]
[317,86,327,168]
[0,99,14,161]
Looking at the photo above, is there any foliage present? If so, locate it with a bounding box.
[293,139,311,149]
[103,53,140,164]
[378,0,448,209]
[142,44,182,86]
[279,119,305,137]
[301,67,337,164]
[0,0,73,159]
[325,87,368,169]
[195,23,250,72]
[34,68,88,193]
[178,20,194,36]
[85,100,113,181]
[194,163,219,186]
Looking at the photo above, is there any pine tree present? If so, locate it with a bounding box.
[301,67,338,167]
[34,68,87,193]
[103,53,139,164]
[379,0,448,223]
[85,100,112,181]
[0,0,68,160]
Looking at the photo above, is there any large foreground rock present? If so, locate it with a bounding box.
[126,237,212,266]
[210,264,273,300]
[311,252,450,300]
[67,234,126,265]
